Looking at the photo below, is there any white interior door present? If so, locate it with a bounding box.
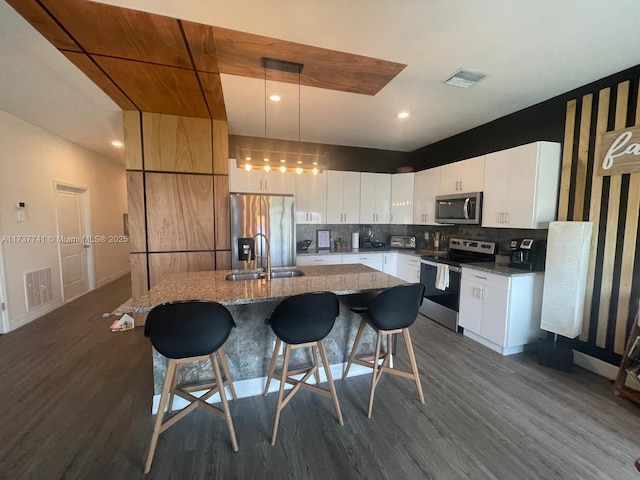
[56,185,91,301]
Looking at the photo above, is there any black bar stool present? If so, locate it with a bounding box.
[342,283,426,418]
[264,291,344,445]
[143,300,238,473]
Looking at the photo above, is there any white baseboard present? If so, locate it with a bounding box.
[96,268,130,289]
[152,362,371,414]
[463,330,535,356]
[573,350,619,380]
[8,299,65,332]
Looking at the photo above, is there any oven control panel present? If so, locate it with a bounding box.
[449,238,497,254]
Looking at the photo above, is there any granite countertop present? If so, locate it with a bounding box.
[462,262,545,277]
[130,264,405,312]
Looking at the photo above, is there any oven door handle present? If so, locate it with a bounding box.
[420,259,462,273]
[463,197,470,219]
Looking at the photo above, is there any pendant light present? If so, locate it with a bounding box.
[236,57,325,175]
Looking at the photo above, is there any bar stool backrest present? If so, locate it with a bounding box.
[367,283,426,331]
[144,300,236,359]
[267,292,339,344]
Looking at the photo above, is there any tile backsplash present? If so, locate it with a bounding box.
[296,223,548,254]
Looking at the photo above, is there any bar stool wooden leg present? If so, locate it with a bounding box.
[145,359,177,473]
[403,328,425,404]
[264,338,281,396]
[271,343,292,445]
[367,330,384,419]
[317,341,344,425]
[312,345,321,385]
[343,319,367,379]
[210,352,239,452]
[217,347,237,401]
[167,362,179,414]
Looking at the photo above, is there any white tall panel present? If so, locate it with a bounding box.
[540,221,593,338]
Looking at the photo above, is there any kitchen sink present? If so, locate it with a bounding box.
[270,268,305,278]
[225,272,265,281]
[225,268,305,281]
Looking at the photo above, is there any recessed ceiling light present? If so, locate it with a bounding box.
[269,94,281,102]
[111,140,123,147]
[442,69,487,88]
[397,111,410,119]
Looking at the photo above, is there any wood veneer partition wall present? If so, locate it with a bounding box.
[558,77,640,363]
[124,111,231,298]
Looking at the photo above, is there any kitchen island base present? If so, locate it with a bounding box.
[151,292,385,412]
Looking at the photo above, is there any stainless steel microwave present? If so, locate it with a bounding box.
[435,192,482,224]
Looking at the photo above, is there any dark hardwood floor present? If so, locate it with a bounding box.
[0,275,638,479]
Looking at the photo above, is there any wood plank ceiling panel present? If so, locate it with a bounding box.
[91,56,210,118]
[5,0,81,52]
[39,0,192,68]
[62,51,137,110]
[211,26,407,95]
[199,72,227,121]
[181,21,220,73]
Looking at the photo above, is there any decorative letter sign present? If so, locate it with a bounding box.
[597,124,640,176]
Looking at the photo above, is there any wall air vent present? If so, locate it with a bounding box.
[442,69,487,88]
[24,267,53,311]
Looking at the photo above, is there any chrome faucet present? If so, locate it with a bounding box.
[252,233,271,281]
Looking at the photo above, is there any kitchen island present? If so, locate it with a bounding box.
[130,264,405,407]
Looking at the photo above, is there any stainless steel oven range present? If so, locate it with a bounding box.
[419,238,497,331]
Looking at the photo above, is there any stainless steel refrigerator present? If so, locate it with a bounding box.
[230,193,296,270]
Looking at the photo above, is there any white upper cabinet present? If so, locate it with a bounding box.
[390,173,414,224]
[482,141,561,229]
[439,155,485,194]
[228,159,295,194]
[360,172,391,224]
[413,167,440,225]
[326,170,361,224]
[295,172,327,224]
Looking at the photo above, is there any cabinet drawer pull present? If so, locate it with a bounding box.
[474,275,487,280]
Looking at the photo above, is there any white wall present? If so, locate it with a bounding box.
[0,111,129,332]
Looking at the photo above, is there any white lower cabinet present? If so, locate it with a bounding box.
[296,254,342,266]
[459,267,544,355]
[342,253,383,271]
[382,252,397,276]
[396,253,421,283]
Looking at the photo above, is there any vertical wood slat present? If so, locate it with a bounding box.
[213,119,229,174]
[130,253,149,298]
[123,110,142,170]
[215,250,232,270]
[146,173,214,252]
[126,171,146,252]
[572,94,593,221]
[214,175,231,250]
[142,113,213,173]
[148,252,215,287]
[596,81,629,348]
[581,88,610,341]
[614,78,640,353]
[557,100,577,221]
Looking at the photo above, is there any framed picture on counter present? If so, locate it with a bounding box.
[316,230,331,250]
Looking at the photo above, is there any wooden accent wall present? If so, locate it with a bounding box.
[125,111,231,297]
[558,78,640,361]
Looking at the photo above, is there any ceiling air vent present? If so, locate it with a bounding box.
[442,69,487,88]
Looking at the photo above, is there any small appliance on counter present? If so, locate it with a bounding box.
[508,238,546,271]
[296,239,312,253]
[389,235,416,249]
[359,224,384,249]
